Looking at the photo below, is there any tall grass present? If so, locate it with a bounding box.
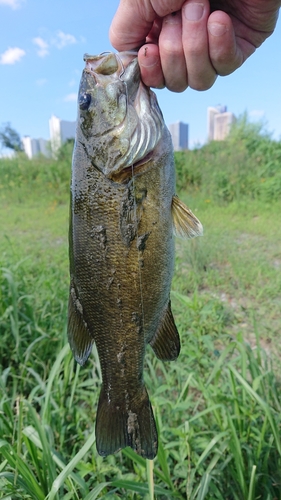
[0,141,72,205]
[175,114,281,203]
[1,125,281,498]
[1,276,281,498]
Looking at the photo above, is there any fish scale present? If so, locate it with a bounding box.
[68,51,203,459]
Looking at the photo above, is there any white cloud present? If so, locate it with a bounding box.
[0,0,24,9]
[33,37,49,57]
[36,78,47,86]
[64,93,77,102]
[53,30,77,49]
[0,46,25,64]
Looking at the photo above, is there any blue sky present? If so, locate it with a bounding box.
[0,0,280,150]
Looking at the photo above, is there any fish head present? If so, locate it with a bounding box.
[79,52,139,137]
[77,51,167,181]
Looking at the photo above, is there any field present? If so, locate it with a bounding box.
[0,121,281,499]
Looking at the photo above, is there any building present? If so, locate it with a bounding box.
[22,136,50,159]
[49,115,76,152]
[213,112,236,141]
[207,106,226,142]
[169,121,189,151]
[207,105,236,141]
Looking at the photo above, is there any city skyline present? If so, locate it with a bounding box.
[169,121,189,151]
[0,0,280,156]
[21,115,76,158]
[207,106,236,142]
[21,103,235,158]
[21,135,49,159]
[49,115,76,151]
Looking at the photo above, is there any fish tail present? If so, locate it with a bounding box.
[95,385,158,459]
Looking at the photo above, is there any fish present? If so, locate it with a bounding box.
[67,51,203,460]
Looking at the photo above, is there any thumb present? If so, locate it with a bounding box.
[109,0,188,51]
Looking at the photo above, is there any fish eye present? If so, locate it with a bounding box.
[79,93,91,110]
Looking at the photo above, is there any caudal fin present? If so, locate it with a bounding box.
[95,385,158,459]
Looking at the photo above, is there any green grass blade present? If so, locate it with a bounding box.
[146,459,154,500]
[122,447,173,488]
[111,479,176,497]
[25,403,57,490]
[196,473,211,500]
[247,465,256,500]
[46,428,96,500]
[41,343,70,424]
[229,365,281,455]
[84,482,110,500]
[195,432,229,470]
[0,440,45,500]
[23,425,88,494]
[227,412,246,497]
[156,436,173,490]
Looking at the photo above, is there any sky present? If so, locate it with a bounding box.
[0,0,281,152]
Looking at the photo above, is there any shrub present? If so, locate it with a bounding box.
[175,115,281,204]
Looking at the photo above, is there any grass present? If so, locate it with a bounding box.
[1,130,281,498]
[173,195,281,347]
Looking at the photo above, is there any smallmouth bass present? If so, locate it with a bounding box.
[68,51,203,459]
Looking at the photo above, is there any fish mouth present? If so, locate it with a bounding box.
[83,51,138,79]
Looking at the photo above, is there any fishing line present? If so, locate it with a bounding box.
[118,52,146,339]
[121,57,157,469]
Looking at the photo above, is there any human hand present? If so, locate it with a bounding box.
[109,0,280,92]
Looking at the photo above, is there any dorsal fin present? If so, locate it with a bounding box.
[172,195,203,239]
[67,282,94,366]
[149,301,180,361]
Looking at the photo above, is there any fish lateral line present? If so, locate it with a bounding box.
[123,76,148,376]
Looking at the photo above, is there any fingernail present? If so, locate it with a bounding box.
[184,3,204,21]
[140,52,159,68]
[208,22,227,36]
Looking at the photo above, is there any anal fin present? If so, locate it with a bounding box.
[67,281,94,366]
[149,301,180,361]
[172,195,203,239]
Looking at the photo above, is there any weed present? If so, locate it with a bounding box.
[1,126,281,498]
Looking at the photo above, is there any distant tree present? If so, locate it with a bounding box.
[0,122,23,152]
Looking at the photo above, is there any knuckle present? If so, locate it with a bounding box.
[160,38,183,56]
[166,80,188,92]
[213,55,241,76]
[188,71,217,91]
[185,40,206,59]
[190,80,214,91]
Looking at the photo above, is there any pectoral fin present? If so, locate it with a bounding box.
[150,301,180,361]
[67,282,94,365]
[172,195,203,239]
